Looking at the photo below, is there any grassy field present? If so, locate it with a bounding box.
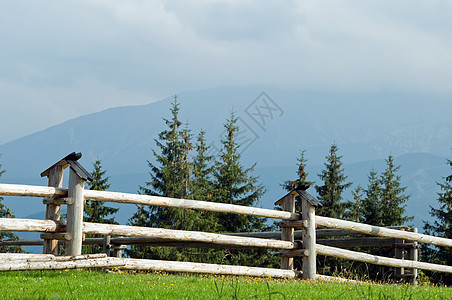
[0,269,450,299]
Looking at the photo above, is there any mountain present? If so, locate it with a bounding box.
[0,87,451,232]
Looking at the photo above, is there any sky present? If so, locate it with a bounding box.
[1,0,452,144]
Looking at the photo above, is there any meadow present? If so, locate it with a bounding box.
[0,269,450,299]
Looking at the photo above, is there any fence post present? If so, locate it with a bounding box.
[302,198,317,280]
[42,165,64,255]
[394,235,405,281]
[280,193,295,270]
[407,228,418,285]
[65,168,85,256]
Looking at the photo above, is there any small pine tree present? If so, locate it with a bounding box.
[379,155,413,226]
[346,185,364,223]
[281,150,314,212]
[0,157,23,253]
[83,159,118,254]
[362,169,383,226]
[423,158,452,285]
[315,144,352,219]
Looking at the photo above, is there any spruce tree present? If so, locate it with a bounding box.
[346,185,364,223]
[0,157,23,253]
[83,160,118,254]
[423,158,452,285]
[128,97,200,261]
[212,113,274,267]
[362,169,383,226]
[315,144,352,219]
[379,155,413,226]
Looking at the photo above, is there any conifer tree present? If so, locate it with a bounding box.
[346,185,364,223]
[0,157,23,253]
[362,169,383,226]
[281,150,314,212]
[212,113,274,267]
[423,158,452,285]
[128,97,200,260]
[379,155,412,226]
[315,144,352,219]
[83,159,118,254]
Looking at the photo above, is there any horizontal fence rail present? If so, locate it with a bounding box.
[313,216,452,248]
[0,183,299,221]
[83,222,297,250]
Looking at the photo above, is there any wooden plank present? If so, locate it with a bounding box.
[0,183,299,220]
[0,183,67,198]
[83,222,296,250]
[281,194,295,270]
[0,257,124,271]
[302,199,316,280]
[314,216,452,248]
[121,258,299,278]
[317,238,396,248]
[83,189,300,221]
[316,244,452,274]
[65,169,85,256]
[0,218,63,232]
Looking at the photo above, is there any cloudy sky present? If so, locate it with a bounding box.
[1,0,451,144]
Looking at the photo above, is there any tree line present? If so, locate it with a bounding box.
[0,97,451,284]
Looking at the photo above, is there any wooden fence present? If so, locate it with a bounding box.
[0,153,451,281]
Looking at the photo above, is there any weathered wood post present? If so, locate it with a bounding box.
[298,189,321,280]
[41,164,65,255]
[64,153,93,256]
[407,227,419,285]
[280,193,295,270]
[394,235,405,280]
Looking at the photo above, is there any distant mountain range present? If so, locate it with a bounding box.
[1,86,451,233]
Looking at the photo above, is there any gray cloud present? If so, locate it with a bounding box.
[1,0,452,143]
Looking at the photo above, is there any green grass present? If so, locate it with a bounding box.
[0,269,450,299]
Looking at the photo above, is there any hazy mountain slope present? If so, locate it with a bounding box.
[0,87,451,232]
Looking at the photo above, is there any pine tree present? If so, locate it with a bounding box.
[423,158,452,285]
[212,113,274,267]
[315,144,352,219]
[0,157,23,253]
[346,185,364,223]
[83,159,118,254]
[362,169,383,226]
[379,155,413,226]
[128,97,200,260]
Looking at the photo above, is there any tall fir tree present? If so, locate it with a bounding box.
[362,169,383,226]
[315,144,353,219]
[83,159,118,254]
[379,155,413,226]
[212,113,275,267]
[0,157,23,253]
[128,97,201,261]
[423,158,452,285]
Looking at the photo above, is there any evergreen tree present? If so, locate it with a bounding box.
[83,160,118,254]
[0,157,23,253]
[423,158,452,285]
[346,185,364,223]
[128,97,201,261]
[281,150,314,212]
[315,144,352,219]
[379,155,413,226]
[362,169,383,226]
[212,113,275,267]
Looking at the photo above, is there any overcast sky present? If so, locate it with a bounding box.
[1,0,451,144]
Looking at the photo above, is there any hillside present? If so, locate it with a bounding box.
[0,87,451,232]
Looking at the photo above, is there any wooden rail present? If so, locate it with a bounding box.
[0,162,451,281]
